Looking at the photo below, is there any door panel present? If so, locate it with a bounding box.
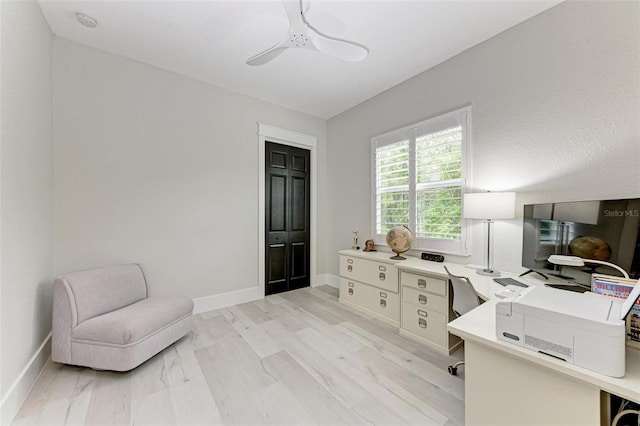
[267,243,287,294]
[265,142,310,295]
[269,174,287,231]
[291,242,307,279]
[269,150,287,169]
[291,176,306,230]
[292,153,307,172]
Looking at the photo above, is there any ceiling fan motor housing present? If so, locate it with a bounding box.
[290,33,310,48]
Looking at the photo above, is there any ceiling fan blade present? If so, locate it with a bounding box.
[307,28,368,62]
[281,0,305,25]
[246,42,288,66]
[246,1,306,66]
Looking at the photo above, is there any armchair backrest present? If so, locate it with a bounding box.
[54,263,148,325]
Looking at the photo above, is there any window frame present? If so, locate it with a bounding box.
[370,106,471,255]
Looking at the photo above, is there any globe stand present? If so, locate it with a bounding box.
[390,251,407,260]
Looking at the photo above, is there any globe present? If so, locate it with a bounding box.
[569,236,612,261]
[386,226,414,260]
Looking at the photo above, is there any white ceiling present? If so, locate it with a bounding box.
[38,0,562,119]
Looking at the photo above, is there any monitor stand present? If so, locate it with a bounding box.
[519,269,549,280]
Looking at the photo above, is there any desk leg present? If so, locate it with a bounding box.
[464,341,600,426]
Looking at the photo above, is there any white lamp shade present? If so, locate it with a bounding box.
[463,192,516,220]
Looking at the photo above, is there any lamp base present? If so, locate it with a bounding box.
[476,268,501,277]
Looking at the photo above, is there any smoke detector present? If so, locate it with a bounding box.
[75,12,97,28]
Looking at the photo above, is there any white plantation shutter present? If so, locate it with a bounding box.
[372,107,470,254]
[375,139,410,233]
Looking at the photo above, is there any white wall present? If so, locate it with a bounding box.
[0,0,53,422]
[326,1,640,275]
[53,40,327,300]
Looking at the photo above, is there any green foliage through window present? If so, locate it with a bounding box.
[372,108,469,254]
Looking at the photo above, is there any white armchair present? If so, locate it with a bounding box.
[52,264,193,371]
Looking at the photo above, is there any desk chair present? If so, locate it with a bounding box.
[444,265,481,375]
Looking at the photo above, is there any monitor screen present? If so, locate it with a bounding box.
[522,198,640,287]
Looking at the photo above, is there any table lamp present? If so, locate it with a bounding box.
[464,191,516,276]
[547,254,629,278]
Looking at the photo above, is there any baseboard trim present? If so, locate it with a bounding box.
[194,274,339,313]
[315,273,339,288]
[1,332,52,425]
[192,286,263,314]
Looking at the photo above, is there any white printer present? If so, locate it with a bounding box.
[495,281,640,377]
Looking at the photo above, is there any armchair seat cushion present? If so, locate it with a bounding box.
[72,296,193,346]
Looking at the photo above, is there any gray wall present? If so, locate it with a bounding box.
[0,0,53,417]
[53,40,328,299]
[326,1,640,275]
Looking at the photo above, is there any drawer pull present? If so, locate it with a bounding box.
[380,299,387,308]
[379,292,387,298]
[418,309,428,317]
[418,294,427,304]
[418,318,427,328]
[379,265,387,272]
[348,281,354,287]
[348,265,353,272]
[379,272,386,280]
[347,259,353,264]
[418,279,426,288]
[348,288,353,295]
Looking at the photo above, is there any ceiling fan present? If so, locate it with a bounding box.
[246,0,369,66]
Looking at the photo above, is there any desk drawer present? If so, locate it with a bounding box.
[340,256,398,292]
[340,278,399,321]
[401,303,447,348]
[402,286,447,314]
[401,271,446,296]
[340,278,367,306]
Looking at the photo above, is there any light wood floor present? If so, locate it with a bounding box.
[12,285,466,426]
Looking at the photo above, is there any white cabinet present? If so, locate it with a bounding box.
[337,251,463,354]
[399,270,462,354]
[339,255,398,292]
[338,252,399,326]
[339,278,399,323]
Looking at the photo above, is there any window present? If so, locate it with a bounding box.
[539,220,575,250]
[372,107,470,254]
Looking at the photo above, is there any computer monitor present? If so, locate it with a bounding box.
[521,197,640,287]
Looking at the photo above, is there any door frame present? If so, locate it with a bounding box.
[258,123,317,296]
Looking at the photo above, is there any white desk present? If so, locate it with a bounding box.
[447,275,640,426]
[338,250,639,424]
[338,249,549,351]
[337,249,540,300]
[392,257,542,300]
[337,250,532,353]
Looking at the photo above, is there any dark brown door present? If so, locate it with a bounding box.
[265,142,311,295]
